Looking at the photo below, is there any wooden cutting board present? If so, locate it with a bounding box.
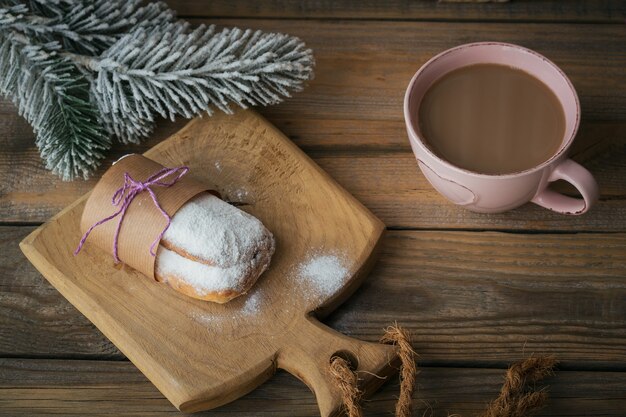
[20,110,398,416]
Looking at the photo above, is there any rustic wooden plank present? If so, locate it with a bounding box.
[166,0,626,23]
[2,116,623,231]
[235,20,626,123]
[312,154,626,233]
[1,20,624,229]
[4,227,625,365]
[0,227,119,359]
[1,358,625,416]
[330,229,626,366]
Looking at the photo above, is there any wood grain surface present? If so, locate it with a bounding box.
[2,1,625,415]
[5,226,625,366]
[166,0,626,22]
[2,359,625,417]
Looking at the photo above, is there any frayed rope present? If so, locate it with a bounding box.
[329,324,416,417]
[380,325,418,417]
[329,356,363,417]
[329,324,557,417]
[480,355,558,417]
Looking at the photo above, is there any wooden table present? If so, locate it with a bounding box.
[1,1,625,416]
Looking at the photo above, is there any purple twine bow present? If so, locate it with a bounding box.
[75,166,189,263]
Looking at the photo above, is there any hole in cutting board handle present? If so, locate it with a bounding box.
[330,350,359,370]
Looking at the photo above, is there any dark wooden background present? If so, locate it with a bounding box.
[1,1,625,415]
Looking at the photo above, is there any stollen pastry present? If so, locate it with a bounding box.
[154,192,275,303]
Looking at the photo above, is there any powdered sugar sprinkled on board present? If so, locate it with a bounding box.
[190,310,219,326]
[221,184,253,204]
[234,188,250,201]
[241,290,262,315]
[188,288,263,327]
[298,253,349,300]
[187,252,349,327]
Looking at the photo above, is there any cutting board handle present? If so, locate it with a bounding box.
[278,316,400,417]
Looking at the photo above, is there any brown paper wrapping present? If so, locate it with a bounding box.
[80,154,212,279]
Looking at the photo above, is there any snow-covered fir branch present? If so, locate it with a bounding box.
[77,24,314,143]
[0,1,315,179]
[1,1,175,55]
[0,29,110,179]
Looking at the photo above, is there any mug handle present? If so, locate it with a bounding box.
[531,159,599,215]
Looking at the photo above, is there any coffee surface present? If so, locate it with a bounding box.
[418,63,565,174]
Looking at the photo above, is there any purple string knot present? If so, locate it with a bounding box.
[75,166,189,263]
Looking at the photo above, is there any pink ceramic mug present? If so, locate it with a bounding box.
[404,42,599,214]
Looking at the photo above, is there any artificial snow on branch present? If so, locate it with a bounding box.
[2,1,175,55]
[81,23,315,143]
[0,29,110,180]
[0,1,315,180]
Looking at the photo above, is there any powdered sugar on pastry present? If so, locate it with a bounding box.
[155,192,275,303]
[155,238,273,302]
[156,247,249,294]
[162,193,271,268]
